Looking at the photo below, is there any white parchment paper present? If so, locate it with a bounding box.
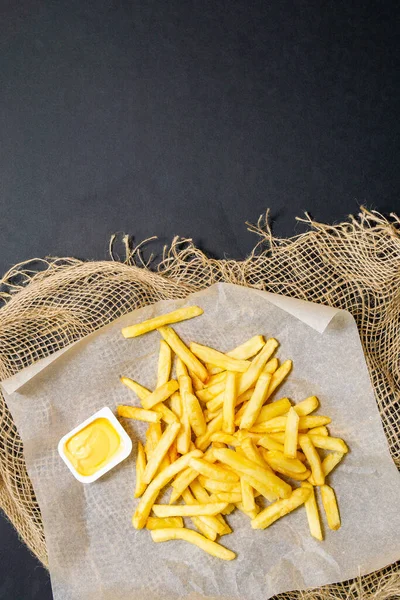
[2,283,400,600]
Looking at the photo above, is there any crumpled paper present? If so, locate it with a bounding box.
[2,283,400,600]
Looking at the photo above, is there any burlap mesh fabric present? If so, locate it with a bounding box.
[0,208,399,599]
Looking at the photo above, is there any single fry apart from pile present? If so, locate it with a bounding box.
[119,305,348,560]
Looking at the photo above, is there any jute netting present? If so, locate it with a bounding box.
[0,208,399,599]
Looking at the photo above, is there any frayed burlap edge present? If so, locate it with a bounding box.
[0,207,399,599]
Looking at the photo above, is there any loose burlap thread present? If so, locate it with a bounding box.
[0,208,399,600]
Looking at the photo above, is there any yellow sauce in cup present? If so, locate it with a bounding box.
[64,417,121,477]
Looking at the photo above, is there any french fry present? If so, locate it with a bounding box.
[176,357,188,378]
[293,396,319,416]
[234,429,264,443]
[198,476,241,493]
[195,413,223,451]
[141,380,179,410]
[122,306,203,338]
[145,423,162,460]
[299,434,325,486]
[189,370,206,391]
[205,409,221,422]
[120,376,151,400]
[240,477,255,511]
[207,335,266,374]
[308,453,344,485]
[239,371,272,430]
[170,448,216,502]
[284,407,300,459]
[308,434,348,454]
[158,326,208,382]
[189,480,230,534]
[150,528,236,560]
[263,450,306,474]
[153,502,228,517]
[209,432,239,446]
[264,359,292,401]
[214,492,242,503]
[205,371,227,387]
[117,405,161,423]
[146,516,183,530]
[257,435,306,461]
[197,381,226,402]
[179,374,193,395]
[238,438,270,470]
[320,485,341,530]
[222,371,237,434]
[301,482,323,540]
[236,501,260,520]
[206,339,279,412]
[169,392,182,419]
[135,441,147,498]
[254,398,292,424]
[213,448,292,499]
[132,449,202,529]
[252,415,331,433]
[157,340,172,387]
[189,457,239,482]
[153,402,179,424]
[176,396,191,455]
[309,426,329,436]
[251,486,311,529]
[168,440,179,463]
[184,391,207,436]
[181,488,218,540]
[190,342,250,373]
[143,422,181,484]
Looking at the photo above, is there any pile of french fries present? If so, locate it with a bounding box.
[118,306,348,561]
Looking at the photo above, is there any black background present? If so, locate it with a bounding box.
[0,1,399,598]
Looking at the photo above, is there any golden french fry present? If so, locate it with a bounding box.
[189,457,239,482]
[213,448,292,499]
[205,409,221,422]
[179,374,193,395]
[264,359,292,401]
[257,434,286,453]
[209,432,239,446]
[145,423,162,460]
[176,397,191,455]
[308,453,344,485]
[238,438,270,470]
[141,380,179,410]
[143,422,181,484]
[153,502,227,517]
[299,434,325,486]
[309,426,329,436]
[189,370,205,391]
[117,405,161,423]
[153,402,179,424]
[198,476,241,493]
[205,371,227,387]
[169,392,182,419]
[150,528,235,560]
[222,371,237,434]
[236,501,260,519]
[170,448,216,501]
[157,340,172,387]
[214,492,242,503]
[284,407,300,459]
[146,516,183,530]
[252,415,331,433]
[263,357,279,374]
[184,391,207,437]
[264,450,306,474]
[135,441,147,498]
[190,342,250,373]
[195,413,223,451]
[122,306,203,338]
[293,396,319,416]
[188,480,230,534]
[176,357,188,379]
[251,486,311,529]
[301,482,323,540]
[239,371,272,430]
[168,440,179,464]
[254,398,292,424]
[206,335,266,374]
[240,477,255,511]
[158,326,208,382]
[132,449,202,529]
[181,488,218,540]
[197,381,226,403]
[308,434,348,454]
[206,339,279,412]
[234,430,264,444]
[120,376,151,400]
[320,485,341,530]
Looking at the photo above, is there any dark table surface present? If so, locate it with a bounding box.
[1,1,399,598]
